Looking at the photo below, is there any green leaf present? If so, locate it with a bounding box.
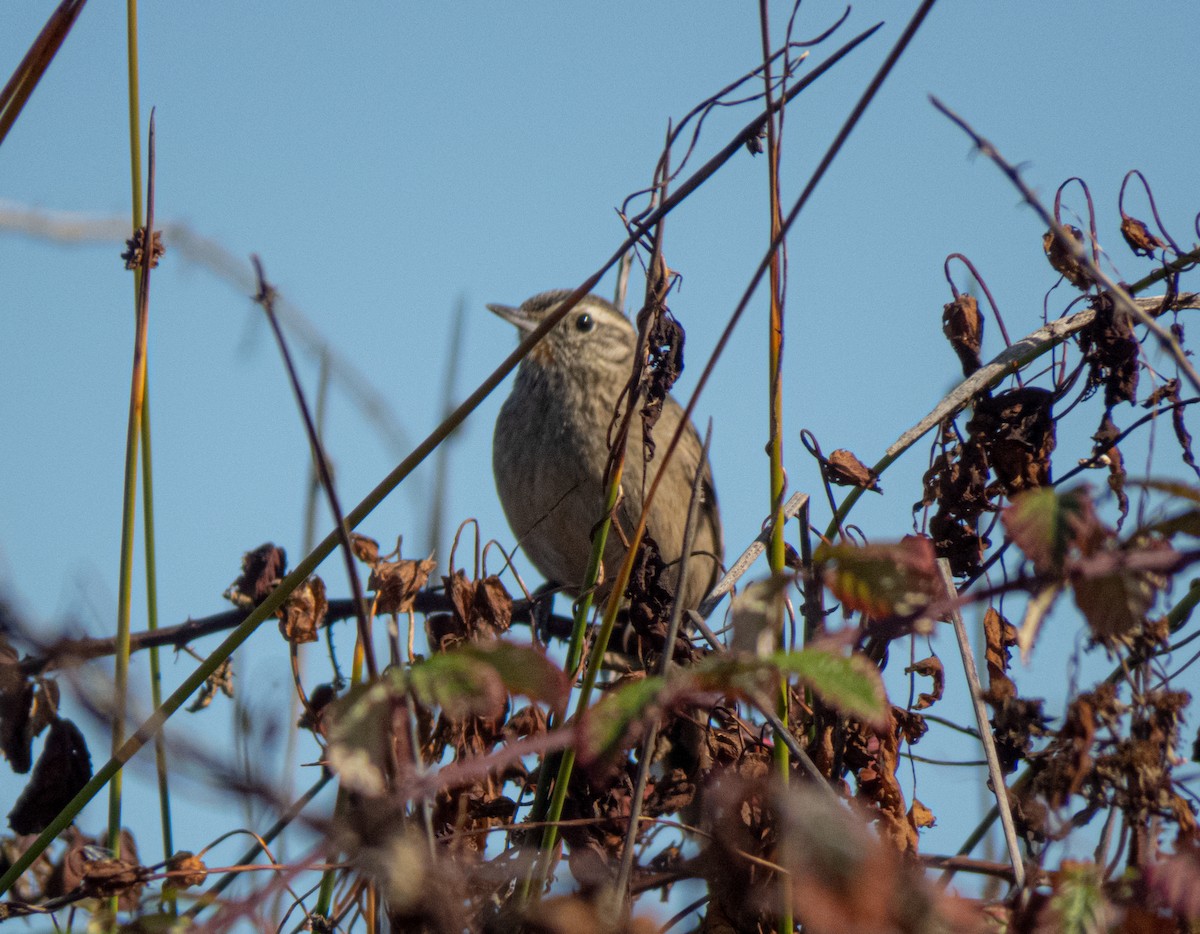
[769,648,888,728]
[455,641,569,714]
[325,680,399,797]
[580,675,666,761]
[815,536,940,617]
[406,641,567,720]
[1049,861,1110,934]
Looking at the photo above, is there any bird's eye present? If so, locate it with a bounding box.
[575,312,595,332]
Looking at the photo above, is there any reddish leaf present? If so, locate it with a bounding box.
[818,536,940,618]
[1001,486,1104,576]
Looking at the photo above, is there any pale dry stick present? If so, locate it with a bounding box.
[698,490,809,618]
[935,559,1025,891]
[931,96,1200,396]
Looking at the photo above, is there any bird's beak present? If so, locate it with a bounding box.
[487,303,539,335]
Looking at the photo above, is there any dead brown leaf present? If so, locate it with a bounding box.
[942,293,983,377]
[371,556,436,615]
[277,575,327,645]
[826,449,882,492]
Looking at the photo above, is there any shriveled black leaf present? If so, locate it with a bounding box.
[8,718,92,834]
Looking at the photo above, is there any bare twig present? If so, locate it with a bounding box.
[0,206,413,455]
[253,256,378,680]
[0,0,87,146]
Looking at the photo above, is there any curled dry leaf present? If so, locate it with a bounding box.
[0,653,59,775]
[1120,214,1167,258]
[626,533,684,656]
[982,607,1017,701]
[825,449,882,493]
[908,798,935,831]
[277,575,327,645]
[371,556,436,616]
[80,856,149,901]
[639,306,685,450]
[1079,292,1140,410]
[942,293,983,377]
[968,386,1056,496]
[351,533,380,565]
[443,571,513,642]
[903,656,944,711]
[1043,225,1093,290]
[166,850,209,889]
[298,682,338,736]
[224,543,287,608]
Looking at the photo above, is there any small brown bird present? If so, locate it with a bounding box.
[490,290,723,612]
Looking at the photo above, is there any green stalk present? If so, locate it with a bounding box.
[521,464,619,898]
[108,105,152,867]
[758,5,791,928]
[124,0,174,899]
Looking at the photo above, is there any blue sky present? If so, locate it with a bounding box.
[2,0,1198,913]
